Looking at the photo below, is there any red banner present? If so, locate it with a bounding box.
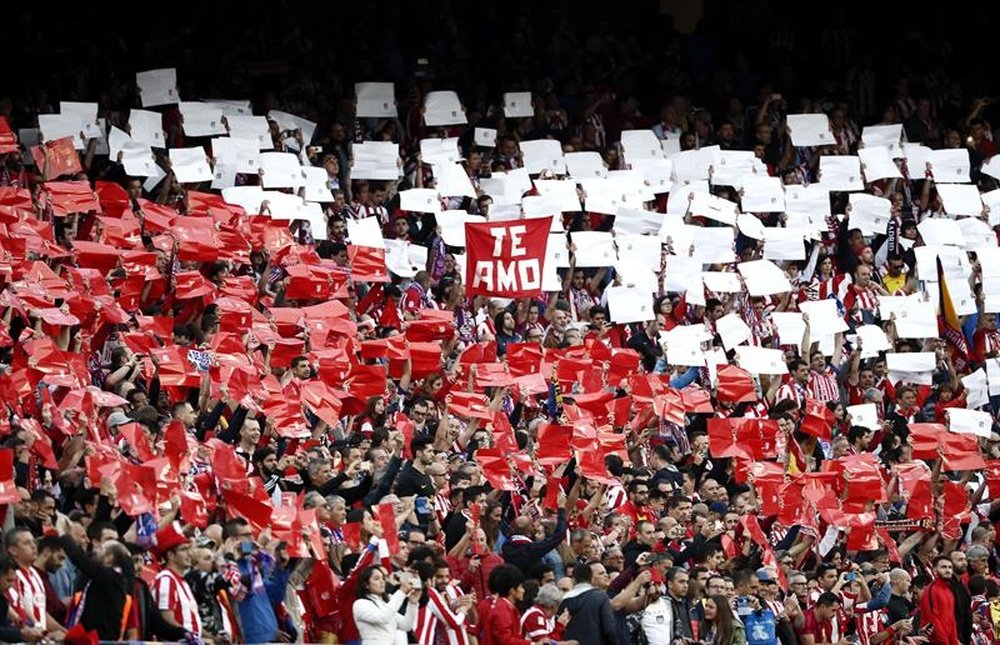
[465,217,551,298]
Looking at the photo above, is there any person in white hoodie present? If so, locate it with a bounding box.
[353,565,421,644]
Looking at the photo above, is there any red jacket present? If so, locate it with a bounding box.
[479,596,530,645]
[919,578,959,645]
[446,552,504,600]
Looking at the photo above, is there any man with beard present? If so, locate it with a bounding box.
[252,446,282,502]
[153,523,203,636]
[5,528,65,640]
[32,535,67,626]
[919,555,969,644]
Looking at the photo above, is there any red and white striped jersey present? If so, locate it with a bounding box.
[14,566,46,626]
[154,568,202,635]
[775,380,808,407]
[521,605,555,641]
[413,586,469,645]
[808,368,841,403]
[852,603,886,645]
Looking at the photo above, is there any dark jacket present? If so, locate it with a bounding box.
[559,585,619,645]
[59,535,135,641]
[501,511,567,574]
[0,592,26,642]
[134,576,190,641]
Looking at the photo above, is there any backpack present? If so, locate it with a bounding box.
[625,609,649,645]
[744,608,778,645]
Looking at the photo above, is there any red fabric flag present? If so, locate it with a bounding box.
[34,137,83,179]
[543,476,561,510]
[0,450,20,504]
[376,502,399,553]
[465,217,551,298]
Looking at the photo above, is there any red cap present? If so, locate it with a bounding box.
[155,521,189,558]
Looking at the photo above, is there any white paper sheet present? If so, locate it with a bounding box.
[771,311,807,346]
[423,91,466,127]
[128,109,165,148]
[960,218,996,250]
[862,124,904,158]
[846,403,880,431]
[221,186,266,214]
[399,188,442,213]
[717,313,751,350]
[571,231,617,267]
[212,137,261,174]
[948,407,992,438]
[302,166,335,203]
[474,128,497,147]
[346,217,385,249]
[763,227,807,260]
[662,255,702,293]
[963,368,990,410]
[136,68,179,107]
[502,92,533,118]
[179,102,226,137]
[886,352,936,373]
[735,346,788,375]
[352,141,401,181]
[859,146,903,182]
[436,210,485,247]
[799,298,849,338]
[613,207,663,236]
[435,162,477,198]
[903,143,932,177]
[819,156,864,192]
[665,180,710,215]
[258,152,304,189]
[987,358,1000,396]
[917,218,964,247]
[980,156,1000,183]
[935,183,984,217]
[692,226,737,264]
[519,139,566,175]
[607,285,656,323]
[701,271,743,294]
[60,101,101,143]
[621,129,666,163]
[689,192,738,226]
[121,142,158,177]
[736,213,765,240]
[356,82,396,118]
[878,296,937,338]
[108,126,130,162]
[663,326,708,367]
[787,113,833,147]
[631,158,674,195]
[854,324,892,359]
[202,99,252,118]
[848,193,892,236]
[225,116,272,150]
[532,179,581,213]
[420,137,462,167]
[565,151,608,179]
[710,150,758,187]
[385,239,426,278]
[670,146,718,183]
[615,256,659,294]
[784,183,831,218]
[168,147,212,184]
[929,148,971,183]
[740,176,786,212]
[615,233,663,269]
[739,260,792,296]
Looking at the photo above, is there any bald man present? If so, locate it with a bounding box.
[500,510,567,575]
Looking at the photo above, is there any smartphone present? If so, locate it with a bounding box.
[845,572,857,582]
[308,146,323,155]
[415,497,429,514]
[240,540,254,555]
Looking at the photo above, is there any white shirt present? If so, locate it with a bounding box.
[641,596,674,644]
[353,591,417,645]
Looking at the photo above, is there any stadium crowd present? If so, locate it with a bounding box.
[4,3,1000,644]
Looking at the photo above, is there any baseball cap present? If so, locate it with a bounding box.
[755,567,776,583]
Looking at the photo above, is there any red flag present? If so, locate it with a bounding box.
[465,217,551,298]
[376,503,399,553]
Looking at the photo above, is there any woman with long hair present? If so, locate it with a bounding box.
[701,594,746,645]
[352,566,420,644]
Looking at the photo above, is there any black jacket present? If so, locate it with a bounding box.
[559,585,619,645]
[59,535,135,641]
[0,592,25,642]
[501,511,567,574]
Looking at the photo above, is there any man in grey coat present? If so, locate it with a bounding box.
[559,562,619,645]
